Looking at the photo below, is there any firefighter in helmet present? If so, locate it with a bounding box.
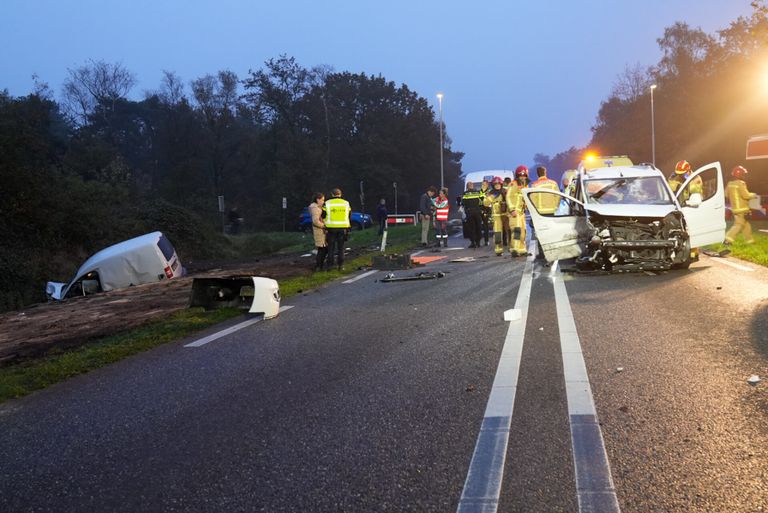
[508,167,528,256]
[669,160,704,259]
[725,165,757,245]
[483,176,507,256]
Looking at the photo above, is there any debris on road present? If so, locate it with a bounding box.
[466,384,476,392]
[716,286,723,290]
[616,367,624,373]
[504,308,522,321]
[748,375,761,385]
[378,271,446,283]
[189,277,281,318]
[372,253,411,270]
[411,256,447,265]
[702,248,731,258]
[539,327,544,331]
[449,257,477,263]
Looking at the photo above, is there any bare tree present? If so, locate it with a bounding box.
[611,63,653,102]
[62,60,136,125]
[156,70,185,106]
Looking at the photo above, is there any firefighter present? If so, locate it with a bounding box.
[507,170,527,256]
[725,165,758,245]
[483,176,508,256]
[669,160,704,259]
[501,177,514,248]
[323,188,351,271]
[515,165,532,247]
[461,182,485,248]
[478,179,492,246]
[530,166,560,261]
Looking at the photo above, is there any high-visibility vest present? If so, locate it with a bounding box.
[433,198,449,221]
[530,177,560,214]
[505,182,524,213]
[324,197,351,228]
[462,190,485,212]
[727,179,755,215]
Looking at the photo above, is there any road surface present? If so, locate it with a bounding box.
[1,237,766,512]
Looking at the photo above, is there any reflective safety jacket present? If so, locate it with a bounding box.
[668,174,703,201]
[324,197,351,228]
[505,182,524,213]
[727,179,757,215]
[462,189,485,213]
[432,197,449,221]
[529,177,560,214]
[483,189,506,218]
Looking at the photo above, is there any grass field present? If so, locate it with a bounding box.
[0,225,421,404]
[706,218,768,267]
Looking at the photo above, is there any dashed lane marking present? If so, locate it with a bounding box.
[342,270,378,284]
[184,306,294,348]
[707,256,755,272]
[456,245,535,513]
[552,262,621,513]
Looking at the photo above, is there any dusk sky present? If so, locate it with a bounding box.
[1,1,755,173]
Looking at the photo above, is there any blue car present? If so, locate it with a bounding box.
[298,208,373,231]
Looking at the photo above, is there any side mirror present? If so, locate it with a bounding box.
[685,192,702,208]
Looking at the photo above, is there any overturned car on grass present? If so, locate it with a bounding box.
[522,162,726,272]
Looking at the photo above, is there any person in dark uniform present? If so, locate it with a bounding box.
[461,182,485,248]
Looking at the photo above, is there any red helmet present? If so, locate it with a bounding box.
[732,165,748,179]
[515,165,529,179]
[674,160,691,175]
[492,176,503,186]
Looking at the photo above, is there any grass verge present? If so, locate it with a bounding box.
[0,225,422,404]
[706,219,768,267]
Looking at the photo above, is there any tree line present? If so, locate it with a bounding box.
[0,56,463,310]
[534,1,768,192]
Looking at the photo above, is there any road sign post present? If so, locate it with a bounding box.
[282,197,287,232]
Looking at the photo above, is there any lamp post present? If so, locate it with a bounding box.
[437,93,444,190]
[650,84,657,167]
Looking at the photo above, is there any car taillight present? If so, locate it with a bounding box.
[164,266,174,279]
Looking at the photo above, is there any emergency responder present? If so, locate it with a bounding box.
[515,165,532,248]
[323,188,351,270]
[668,160,703,259]
[478,179,492,246]
[725,165,758,245]
[530,166,560,261]
[461,181,485,248]
[501,177,514,248]
[483,177,508,256]
[507,172,527,256]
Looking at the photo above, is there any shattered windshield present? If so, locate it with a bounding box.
[584,176,673,205]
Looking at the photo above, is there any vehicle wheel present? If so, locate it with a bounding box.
[671,259,692,270]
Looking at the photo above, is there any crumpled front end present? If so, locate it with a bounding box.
[575,212,691,272]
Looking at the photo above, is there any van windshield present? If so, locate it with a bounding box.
[584,176,673,205]
[157,235,176,261]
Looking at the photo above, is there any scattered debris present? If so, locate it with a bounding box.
[449,257,477,263]
[300,253,313,257]
[643,271,657,276]
[616,367,624,373]
[716,286,722,290]
[466,384,476,392]
[411,256,447,265]
[379,271,446,283]
[748,375,761,385]
[618,405,629,413]
[702,249,731,258]
[538,327,544,331]
[504,309,522,321]
[372,253,412,270]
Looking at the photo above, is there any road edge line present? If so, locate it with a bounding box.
[184,305,294,348]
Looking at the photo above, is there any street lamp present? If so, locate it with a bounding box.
[437,93,444,190]
[650,84,657,167]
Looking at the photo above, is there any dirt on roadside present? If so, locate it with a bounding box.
[0,254,317,366]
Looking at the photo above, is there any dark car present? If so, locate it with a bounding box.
[298,208,373,232]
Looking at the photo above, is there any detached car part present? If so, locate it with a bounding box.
[190,276,281,318]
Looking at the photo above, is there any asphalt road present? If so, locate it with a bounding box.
[1,236,766,512]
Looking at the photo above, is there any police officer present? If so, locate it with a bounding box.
[461,182,485,248]
[323,188,351,270]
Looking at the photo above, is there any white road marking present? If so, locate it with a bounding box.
[411,250,425,257]
[456,247,535,513]
[552,262,621,513]
[760,229,768,234]
[342,270,378,284]
[184,306,294,348]
[707,256,755,272]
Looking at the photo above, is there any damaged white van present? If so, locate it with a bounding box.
[522,162,726,271]
[46,231,184,300]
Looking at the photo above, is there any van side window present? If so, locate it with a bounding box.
[157,235,176,261]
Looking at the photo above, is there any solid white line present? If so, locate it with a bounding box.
[760,229,768,233]
[552,262,621,513]
[342,270,378,284]
[456,249,535,513]
[184,306,294,348]
[707,256,755,272]
[411,250,425,257]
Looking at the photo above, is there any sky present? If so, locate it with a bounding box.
[0,0,756,173]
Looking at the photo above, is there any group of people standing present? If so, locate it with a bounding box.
[308,188,351,272]
[419,187,451,247]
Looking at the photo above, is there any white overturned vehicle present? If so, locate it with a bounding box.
[522,162,726,272]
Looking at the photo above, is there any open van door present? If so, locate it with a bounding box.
[522,189,592,262]
[676,162,726,247]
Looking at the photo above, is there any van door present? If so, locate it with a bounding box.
[677,162,725,247]
[522,189,592,262]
